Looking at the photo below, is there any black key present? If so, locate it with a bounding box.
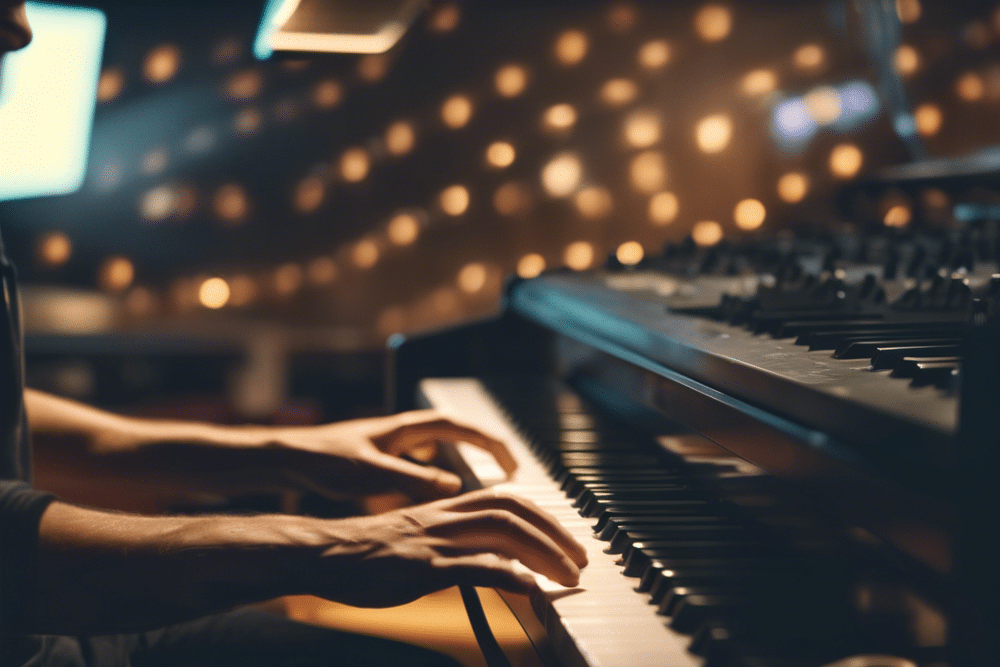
[670,594,748,633]
[606,524,751,554]
[586,498,715,519]
[593,503,723,532]
[803,326,965,350]
[595,514,730,541]
[834,337,960,359]
[911,361,961,388]
[871,344,962,370]
[890,356,960,379]
[621,541,772,577]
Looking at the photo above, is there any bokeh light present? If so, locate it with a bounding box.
[294,177,325,213]
[429,4,461,32]
[829,143,864,178]
[616,241,644,266]
[543,103,578,132]
[486,141,517,168]
[883,204,912,228]
[777,172,809,203]
[649,192,679,225]
[141,185,178,222]
[273,263,304,296]
[213,184,249,223]
[623,110,661,148]
[385,120,417,156]
[733,198,766,230]
[313,80,343,108]
[357,54,389,83]
[542,153,583,197]
[601,79,639,106]
[517,253,546,278]
[564,241,595,270]
[554,29,589,65]
[440,185,471,216]
[388,213,421,246]
[441,94,474,128]
[234,108,263,136]
[228,275,257,307]
[495,64,529,97]
[638,40,671,69]
[695,114,732,153]
[141,148,168,175]
[340,147,370,183]
[494,182,533,216]
[99,256,135,292]
[804,87,842,125]
[352,240,380,269]
[741,69,777,95]
[37,232,72,267]
[914,103,943,136]
[307,257,338,285]
[956,72,985,101]
[894,45,920,77]
[896,0,921,23]
[694,5,732,42]
[96,68,124,102]
[692,220,724,246]
[574,186,614,219]
[457,263,488,294]
[199,278,230,309]
[630,151,668,193]
[793,43,825,70]
[143,44,181,84]
[225,69,263,100]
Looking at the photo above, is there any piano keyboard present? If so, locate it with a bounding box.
[418,377,922,667]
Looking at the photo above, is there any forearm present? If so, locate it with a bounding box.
[28,501,319,634]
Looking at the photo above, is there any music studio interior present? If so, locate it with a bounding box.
[2,0,1000,665]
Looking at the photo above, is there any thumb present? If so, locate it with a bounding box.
[368,451,463,499]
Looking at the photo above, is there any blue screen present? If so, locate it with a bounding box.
[0,2,106,202]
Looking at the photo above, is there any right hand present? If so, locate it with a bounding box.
[301,488,589,608]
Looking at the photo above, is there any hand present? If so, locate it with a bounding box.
[264,410,518,501]
[301,488,588,607]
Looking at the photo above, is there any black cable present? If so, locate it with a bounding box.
[459,584,514,667]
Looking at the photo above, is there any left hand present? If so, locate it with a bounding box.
[259,410,517,501]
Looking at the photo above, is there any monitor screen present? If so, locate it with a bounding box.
[0,2,106,202]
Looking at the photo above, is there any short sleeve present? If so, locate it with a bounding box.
[0,481,56,631]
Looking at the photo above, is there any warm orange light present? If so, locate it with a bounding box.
[340,147,370,183]
[313,80,343,108]
[143,44,181,84]
[352,240,380,269]
[212,37,242,66]
[638,40,671,69]
[376,306,407,337]
[600,79,639,106]
[543,103,577,132]
[805,87,842,125]
[99,257,135,292]
[649,192,679,225]
[914,104,943,136]
[575,187,613,219]
[606,3,638,32]
[441,94,474,128]
[956,72,985,101]
[517,253,546,278]
[694,4,732,42]
[141,185,177,222]
[307,257,338,285]
[695,114,732,153]
[429,4,461,32]
[829,143,864,178]
[228,275,257,306]
[486,141,517,168]
[234,108,263,136]
[733,198,766,230]
[431,287,460,316]
[793,44,825,70]
[357,54,389,83]
[883,205,912,228]
[294,177,325,213]
[554,30,589,65]
[495,64,529,98]
[457,263,488,294]
[630,151,667,193]
[777,172,809,203]
[623,110,661,148]
[692,221,724,246]
[440,185,471,216]
[741,69,777,95]
[494,182,533,216]
[616,241,644,266]
[274,263,304,296]
[564,242,595,270]
[541,153,583,197]
[199,278,230,309]
[125,287,157,317]
[895,45,920,76]
[385,121,416,156]
[225,69,263,100]
[387,213,420,246]
[38,232,72,267]
[141,148,168,175]
[896,0,921,23]
[96,68,124,102]
[174,186,197,219]
[213,185,248,223]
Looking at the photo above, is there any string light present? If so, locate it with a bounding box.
[638,40,671,69]
[741,69,777,96]
[517,253,546,278]
[564,241,594,270]
[387,213,421,246]
[914,103,943,136]
[143,44,181,83]
[441,94,474,128]
[574,186,613,219]
[894,45,920,77]
[695,114,732,153]
[457,263,487,293]
[616,241,644,266]
[692,220,723,246]
[273,263,304,296]
[99,256,135,292]
[313,80,343,108]
[340,147,370,183]
[140,185,177,222]
[600,79,638,106]
[307,257,338,285]
[214,184,249,223]
[777,172,809,203]
[896,0,921,23]
[630,151,667,193]
[96,68,124,102]
[225,69,263,100]
[733,198,766,230]
[554,30,589,65]
[495,64,529,98]
[829,143,863,178]
[543,103,577,132]
[37,232,72,267]
[440,185,471,216]
[294,177,325,213]
[956,72,985,101]
[793,44,824,70]
[352,240,380,269]
[804,87,842,125]
[541,153,583,197]
[486,141,517,168]
[199,278,230,309]
[694,4,732,42]
[623,110,661,148]
[883,204,912,228]
[649,192,679,225]
[385,121,416,156]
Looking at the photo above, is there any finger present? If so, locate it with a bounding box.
[441,489,588,568]
[382,414,519,475]
[428,509,581,587]
[364,451,463,499]
[430,554,537,594]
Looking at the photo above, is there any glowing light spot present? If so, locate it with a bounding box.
[294,177,325,213]
[733,198,766,230]
[340,147,370,183]
[357,54,389,83]
[564,241,594,270]
[458,263,487,293]
[143,44,181,84]
[307,257,338,285]
[543,103,577,132]
[575,186,614,219]
[923,189,949,210]
[274,263,303,296]
[429,4,461,32]
[431,287,460,316]
[388,213,421,245]
[541,153,583,197]
[804,86,842,125]
[772,98,817,146]
[600,78,638,106]
[623,110,661,148]
[494,182,533,216]
[213,184,249,223]
[638,40,671,69]
[485,141,516,169]
[630,151,667,193]
[185,126,216,154]
[956,72,985,101]
[606,4,638,32]
[495,64,528,98]
[225,69,263,100]
[694,5,732,42]
[234,108,263,136]
[377,306,407,337]
[517,253,546,278]
[37,232,72,267]
[228,275,257,306]
[199,278,230,309]
[313,80,343,108]
[141,185,177,222]
[141,148,169,175]
[440,185,471,216]
[125,287,156,317]
[441,95,474,128]
[692,221,724,246]
[829,143,864,178]
[896,0,921,23]
[777,172,809,203]
[914,103,943,136]
[616,241,644,266]
[741,69,776,95]
[353,240,380,269]
[695,114,732,153]
[894,45,920,77]
[884,205,912,228]
[554,30,589,65]
[649,192,679,225]
[793,44,824,70]
[385,121,416,156]
[96,68,124,102]
[212,37,242,65]
[99,256,135,292]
